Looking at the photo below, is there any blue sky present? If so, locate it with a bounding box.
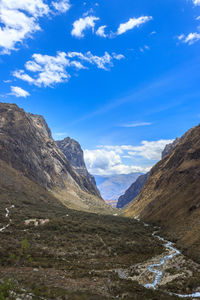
[0,0,200,175]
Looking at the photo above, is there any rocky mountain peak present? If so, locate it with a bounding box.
[56,137,98,191]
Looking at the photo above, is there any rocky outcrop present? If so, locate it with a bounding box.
[124,124,200,262]
[162,138,180,159]
[0,102,111,213]
[56,137,100,196]
[117,173,149,209]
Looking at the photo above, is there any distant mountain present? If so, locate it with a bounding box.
[0,102,111,214]
[117,173,149,209]
[56,137,100,197]
[124,124,200,263]
[117,138,182,209]
[95,173,143,203]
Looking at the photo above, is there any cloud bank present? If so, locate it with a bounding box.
[84,139,173,175]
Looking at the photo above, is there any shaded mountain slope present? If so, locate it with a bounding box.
[124,124,200,262]
[0,102,111,213]
[95,173,143,202]
[117,173,149,209]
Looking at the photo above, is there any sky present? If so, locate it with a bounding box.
[0,0,200,176]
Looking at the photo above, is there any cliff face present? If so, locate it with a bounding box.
[117,173,149,209]
[124,124,200,262]
[56,137,100,196]
[162,138,180,159]
[0,103,110,213]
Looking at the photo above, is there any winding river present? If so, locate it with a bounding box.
[117,223,200,299]
[0,205,14,232]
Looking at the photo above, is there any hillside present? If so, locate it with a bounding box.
[0,102,111,214]
[124,124,200,262]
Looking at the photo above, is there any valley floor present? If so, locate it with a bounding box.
[0,205,200,299]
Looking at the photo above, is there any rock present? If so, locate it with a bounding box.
[56,137,100,196]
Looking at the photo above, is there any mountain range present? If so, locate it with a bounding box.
[95,173,143,205]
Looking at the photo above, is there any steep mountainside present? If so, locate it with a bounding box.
[0,103,111,213]
[56,137,100,196]
[0,158,68,220]
[95,173,143,202]
[162,138,180,159]
[117,173,149,208]
[124,124,200,262]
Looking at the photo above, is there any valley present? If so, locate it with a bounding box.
[0,103,200,299]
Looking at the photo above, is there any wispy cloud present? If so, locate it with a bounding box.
[121,122,152,128]
[9,86,30,98]
[71,15,99,38]
[178,32,200,45]
[117,16,153,36]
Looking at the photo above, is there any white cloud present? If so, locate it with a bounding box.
[67,51,124,70]
[84,139,173,176]
[13,51,125,86]
[193,0,200,5]
[84,149,150,175]
[121,122,152,128]
[52,0,71,13]
[117,16,153,35]
[10,86,30,98]
[13,51,70,87]
[178,32,200,45]
[112,53,125,60]
[96,25,107,38]
[71,16,99,38]
[0,0,71,54]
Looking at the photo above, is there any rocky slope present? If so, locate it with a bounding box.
[0,102,111,213]
[95,173,143,202]
[117,173,149,209]
[124,124,200,262]
[162,138,180,159]
[56,137,100,196]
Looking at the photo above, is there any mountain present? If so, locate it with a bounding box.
[95,173,143,203]
[117,138,182,209]
[117,173,149,208]
[124,124,200,262]
[56,137,100,196]
[0,102,111,213]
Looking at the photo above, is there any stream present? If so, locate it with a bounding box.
[117,224,200,299]
[0,205,15,232]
